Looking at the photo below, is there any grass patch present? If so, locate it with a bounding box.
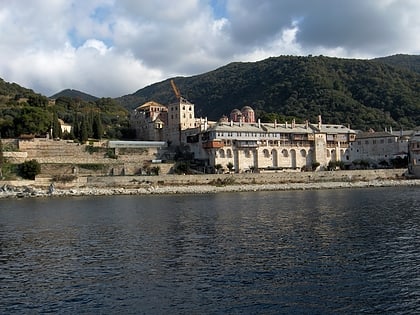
[209,177,236,186]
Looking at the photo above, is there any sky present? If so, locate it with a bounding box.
[1,0,420,98]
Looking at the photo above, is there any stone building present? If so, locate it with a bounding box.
[187,116,356,173]
[348,129,410,166]
[408,132,420,177]
[131,99,356,172]
[130,101,168,141]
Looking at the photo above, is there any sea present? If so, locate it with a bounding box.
[0,186,419,314]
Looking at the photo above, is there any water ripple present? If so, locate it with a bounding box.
[0,187,419,314]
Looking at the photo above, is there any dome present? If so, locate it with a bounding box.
[241,106,254,112]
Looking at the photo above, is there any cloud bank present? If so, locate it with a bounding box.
[0,0,419,97]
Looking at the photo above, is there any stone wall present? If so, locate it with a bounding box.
[8,138,165,176]
[75,169,406,188]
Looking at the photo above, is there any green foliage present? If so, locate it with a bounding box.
[105,148,117,159]
[209,177,236,186]
[174,161,190,174]
[1,162,18,179]
[226,162,234,172]
[52,111,62,138]
[78,163,105,171]
[118,55,420,131]
[85,145,100,154]
[13,106,51,136]
[0,81,129,140]
[18,159,41,180]
[214,163,223,173]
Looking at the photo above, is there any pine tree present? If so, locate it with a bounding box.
[92,114,103,139]
[52,111,62,139]
[80,117,88,143]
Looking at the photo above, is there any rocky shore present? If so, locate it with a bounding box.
[1,178,420,199]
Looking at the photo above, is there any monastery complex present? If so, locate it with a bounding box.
[130,96,357,173]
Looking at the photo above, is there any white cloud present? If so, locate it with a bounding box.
[0,0,419,97]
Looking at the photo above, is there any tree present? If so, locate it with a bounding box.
[79,117,89,143]
[18,159,41,180]
[13,106,51,136]
[92,113,103,139]
[52,111,62,139]
[226,162,234,173]
[215,163,223,174]
[27,95,48,108]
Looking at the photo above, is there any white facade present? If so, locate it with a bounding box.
[187,119,356,173]
[348,131,410,165]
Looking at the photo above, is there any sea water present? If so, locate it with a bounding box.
[1,187,419,314]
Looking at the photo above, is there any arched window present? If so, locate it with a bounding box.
[282,149,288,157]
[263,149,270,158]
[227,149,232,158]
[219,149,225,158]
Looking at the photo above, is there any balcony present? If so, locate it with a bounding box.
[202,140,224,149]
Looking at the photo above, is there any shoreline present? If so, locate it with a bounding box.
[1,178,420,199]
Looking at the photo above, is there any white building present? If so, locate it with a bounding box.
[348,130,410,167]
[187,117,356,173]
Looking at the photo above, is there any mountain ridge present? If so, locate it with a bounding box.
[2,54,420,132]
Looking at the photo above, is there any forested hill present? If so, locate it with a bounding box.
[373,54,420,74]
[117,55,420,131]
[50,89,99,102]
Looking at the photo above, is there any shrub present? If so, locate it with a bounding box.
[18,159,41,180]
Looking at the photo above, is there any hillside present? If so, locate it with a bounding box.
[373,54,420,74]
[117,55,420,131]
[0,79,130,140]
[50,89,98,102]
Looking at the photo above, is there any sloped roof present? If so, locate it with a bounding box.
[136,101,166,111]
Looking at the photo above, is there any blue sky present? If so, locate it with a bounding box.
[0,0,419,98]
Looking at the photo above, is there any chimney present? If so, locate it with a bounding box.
[291,119,296,129]
[274,119,277,128]
[258,118,261,128]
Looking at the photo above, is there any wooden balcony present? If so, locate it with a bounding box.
[202,140,224,149]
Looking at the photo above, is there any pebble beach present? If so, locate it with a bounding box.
[1,178,420,199]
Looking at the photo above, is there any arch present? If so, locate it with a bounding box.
[307,149,314,165]
[282,149,289,157]
[331,149,336,161]
[263,149,270,158]
[227,149,232,158]
[219,149,225,158]
[290,149,297,168]
[300,149,306,157]
[271,149,278,167]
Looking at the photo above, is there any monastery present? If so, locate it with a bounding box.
[130,94,356,173]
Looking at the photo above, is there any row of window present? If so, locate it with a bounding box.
[170,106,193,111]
[356,138,394,145]
[217,148,344,159]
